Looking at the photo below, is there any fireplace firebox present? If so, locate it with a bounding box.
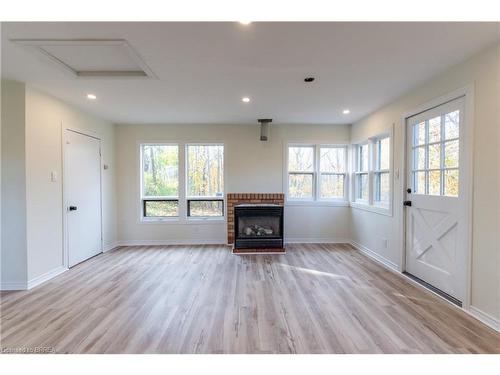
[234,204,284,250]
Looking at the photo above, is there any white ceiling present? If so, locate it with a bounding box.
[2,22,499,124]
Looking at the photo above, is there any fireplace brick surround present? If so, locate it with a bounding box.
[227,193,285,245]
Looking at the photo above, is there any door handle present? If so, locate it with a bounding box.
[69,206,78,211]
[403,200,412,207]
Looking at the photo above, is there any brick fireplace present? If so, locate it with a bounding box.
[227,193,285,245]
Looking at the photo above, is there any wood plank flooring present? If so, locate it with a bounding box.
[1,244,499,353]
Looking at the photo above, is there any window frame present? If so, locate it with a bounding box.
[350,131,393,216]
[354,142,370,204]
[373,135,391,208]
[317,144,349,202]
[139,143,180,221]
[286,144,316,202]
[185,143,225,219]
[186,198,225,218]
[138,141,226,224]
[285,143,349,205]
[410,113,460,198]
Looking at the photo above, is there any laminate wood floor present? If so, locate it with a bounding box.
[1,244,499,353]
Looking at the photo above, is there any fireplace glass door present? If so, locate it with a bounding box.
[237,216,281,238]
[234,205,284,249]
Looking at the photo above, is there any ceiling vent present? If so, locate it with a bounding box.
[11,39,156,79]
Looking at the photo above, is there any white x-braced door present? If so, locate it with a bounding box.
[405,96,467,302]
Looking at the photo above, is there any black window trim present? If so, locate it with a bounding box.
[143,198,179,218]
[187,198,225,218]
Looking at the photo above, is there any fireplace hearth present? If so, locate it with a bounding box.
[234,204,284,251]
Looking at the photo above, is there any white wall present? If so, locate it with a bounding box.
[350,43,500,322]
[116,123,352,244]
[1,80,27,288]
[24,86,117,281]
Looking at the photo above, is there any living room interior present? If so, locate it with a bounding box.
[1,19,500,358]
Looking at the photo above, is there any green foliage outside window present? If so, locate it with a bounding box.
[142,145,179,197]
[187,145,224,197]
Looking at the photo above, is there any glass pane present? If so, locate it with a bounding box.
[380,137,391,169]
[375,172,390,204]
[413,146,426,170]
[187,145,224,197]
[289,174,313,199]
[428,170,441,195]
[359,144,369,172]
[320,174,344,198]
[288,146,314,172]
[238,216,280,238]
[444,169,459,197]
[142,145,178,197]
[188,200,223,217]
[320,147,345,173]
[445,110,459,140]
[428,143,441,169]
[414,121,426,146]
[144,200,178,217]
[413,171,426,194]
[444,140,459,168]
[357,174,368,201]
[376,137,390,169]
[428,116,441,143]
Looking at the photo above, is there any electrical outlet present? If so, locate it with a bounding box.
[381,238,388,249]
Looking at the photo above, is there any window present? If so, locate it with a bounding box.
[186,144,224,217]
[286,144,347,202]
[287,146,315,199]
[355,143,369,202]
[374,136,390,206]
[351,133,392,214]
[319,146,347,199]
[140,143,225,221]
[412,111,459,197]
[141,144,179,217]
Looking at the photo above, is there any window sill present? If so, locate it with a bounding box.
[286,200,350,207]
[139,217,226,225]
[350,202,393,217]
[186,217,226,224]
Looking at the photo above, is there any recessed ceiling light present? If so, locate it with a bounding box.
[242,97,250,103]
[342,109,350,114]
[87,94,97,100]
[239,21,252,25]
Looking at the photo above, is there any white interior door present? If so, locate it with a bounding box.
[65,129,102,267]
[405,96,467,302]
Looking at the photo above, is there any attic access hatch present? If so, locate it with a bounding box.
[11,39,156,78]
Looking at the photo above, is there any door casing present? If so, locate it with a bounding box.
[399,85,475,311]
[62,125,103,268]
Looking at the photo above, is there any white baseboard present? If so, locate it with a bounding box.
[349,240,399,272]
[117,238,351,247]
[27,266,67,290]
[349,241,500,333]
[0,281,27,291]
[469,306,500,332]
[285,237,351,244]
[117,239,226,247]
[103,241,121,252]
